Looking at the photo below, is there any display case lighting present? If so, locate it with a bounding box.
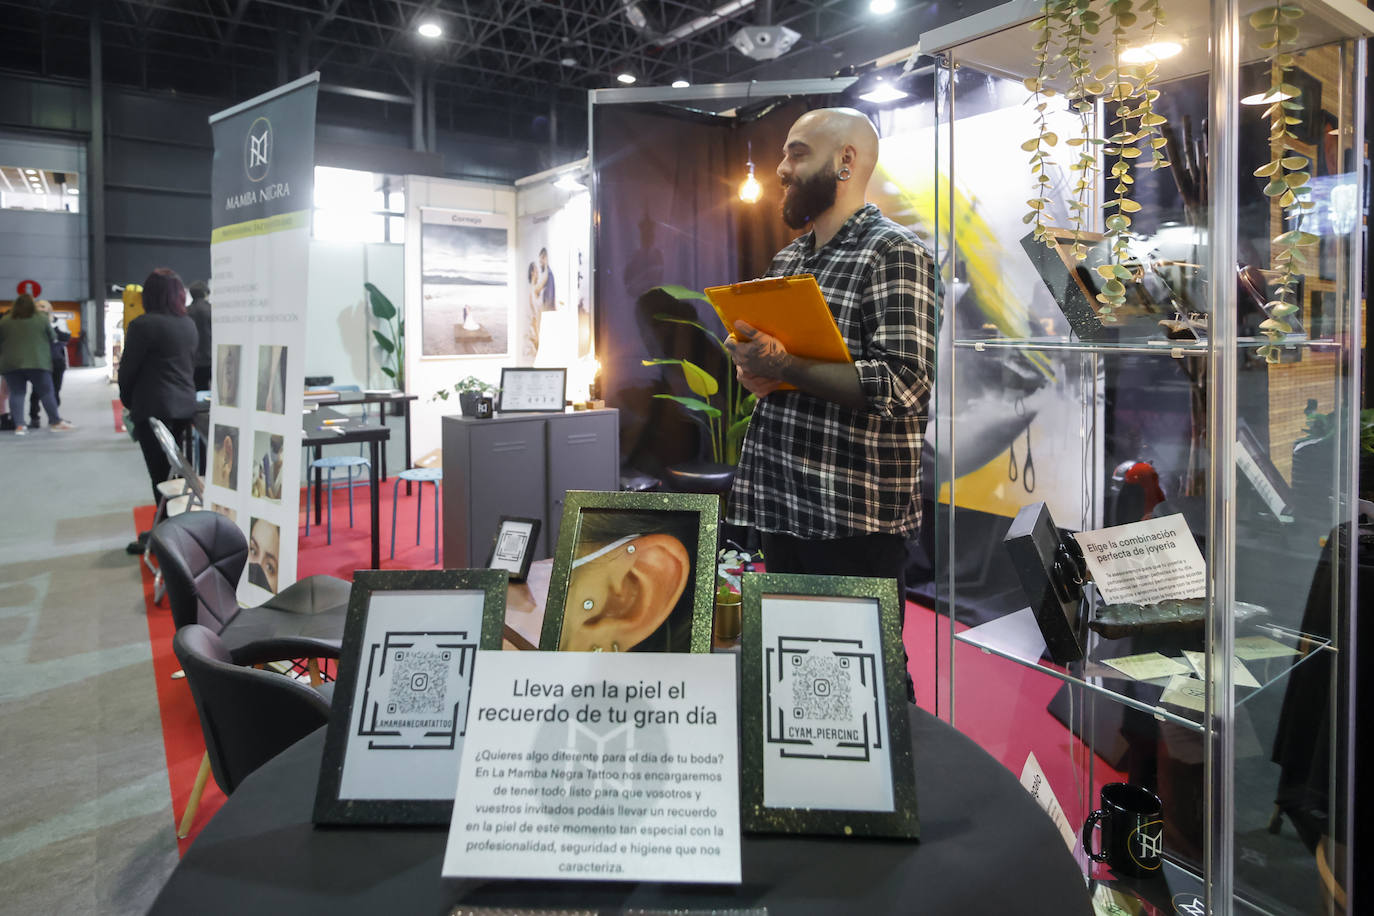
[858,80,909,104]
[1120,41,1182,63]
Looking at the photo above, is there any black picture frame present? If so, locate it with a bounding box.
[313,569,507,826]
[740,572,919,839]
[485,515,541,582]
[497,367,567,413]
[539,490,719,653]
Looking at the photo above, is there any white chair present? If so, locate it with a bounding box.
[145,418,205,604]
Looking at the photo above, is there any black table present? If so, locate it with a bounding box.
[303,409,389,569]
[305,390,419,492]
[149,708,1093,915]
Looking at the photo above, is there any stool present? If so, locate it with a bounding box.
[390,467,443,564]
[306,455,371,545]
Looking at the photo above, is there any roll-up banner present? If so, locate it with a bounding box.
[205,74,319,603]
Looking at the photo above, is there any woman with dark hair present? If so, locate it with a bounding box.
[558,508,700,653]
[119,267,199,550]
[0,293,74,435]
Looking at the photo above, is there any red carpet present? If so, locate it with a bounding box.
[298,479,444,581]
[142,487,1120,855]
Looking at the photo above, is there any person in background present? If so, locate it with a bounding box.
[187,280,212,392]
[723,108,936,700]
[0,293,74,435]
[29,300,71,429]
[119,267,198,554]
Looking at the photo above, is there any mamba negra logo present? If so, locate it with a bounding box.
[244,116,272,182]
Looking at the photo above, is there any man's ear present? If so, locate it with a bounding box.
[597,534,691,650]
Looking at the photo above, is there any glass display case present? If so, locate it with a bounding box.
[923,0,1368,911]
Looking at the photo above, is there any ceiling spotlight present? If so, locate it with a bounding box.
[560,57,577,67]
[417,21,442,38]
[672,79,691,89]
[67,187,79,194]
[617,73,637,85]
[859,82,909,104]
[1121,41,1182,64]
[869,0,897,13]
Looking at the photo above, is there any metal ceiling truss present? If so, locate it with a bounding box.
[0,0,888,142]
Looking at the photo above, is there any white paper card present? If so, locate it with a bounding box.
[442,651,740,884]
[760,595,894,813]
[1103,651,1191,682]
[1073,514,1206,605]
[337,590,486,800]
[1234,635,1301,660]
[1019,752,1077,851]
[1181,650,1261,689]
[1160,674,1207,713]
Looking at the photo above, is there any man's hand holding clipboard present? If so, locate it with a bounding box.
[724,321,789,398]
[711,275,867,410]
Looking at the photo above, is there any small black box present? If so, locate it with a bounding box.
[1003,501,1087,665]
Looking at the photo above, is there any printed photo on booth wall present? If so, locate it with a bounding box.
[420,208,511,358]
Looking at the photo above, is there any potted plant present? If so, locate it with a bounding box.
[366,282,404,413]
[642,285,757,467]
[433,375,499,417]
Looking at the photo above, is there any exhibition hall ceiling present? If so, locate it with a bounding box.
[0,0,907,142]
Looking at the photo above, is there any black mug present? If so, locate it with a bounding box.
[1082,783,1164,877]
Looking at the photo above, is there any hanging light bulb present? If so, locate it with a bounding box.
[738,140,761,203]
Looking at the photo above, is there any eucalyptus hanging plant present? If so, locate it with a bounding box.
[1249,3,1314,364]
[1021,0,1173,325]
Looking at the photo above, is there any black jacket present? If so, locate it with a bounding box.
[118,311,199,423]
[188,296,213,368]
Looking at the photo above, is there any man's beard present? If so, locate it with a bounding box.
[781,163,839,230]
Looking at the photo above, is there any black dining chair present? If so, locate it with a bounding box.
[149,509,351,663]
[172,625,334,836]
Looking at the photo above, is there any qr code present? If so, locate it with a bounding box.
[790,654,852,722]
[385,649,451,716]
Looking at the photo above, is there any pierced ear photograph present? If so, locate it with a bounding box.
[216,344,241,408]
[256,345,288,414]
[539,491,719,654]
[211,424,238,489]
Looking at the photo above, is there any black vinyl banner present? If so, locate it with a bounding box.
[210,74,319,233]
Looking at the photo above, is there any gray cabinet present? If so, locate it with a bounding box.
[441,409,619,568]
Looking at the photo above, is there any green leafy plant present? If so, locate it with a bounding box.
[642,285,757,466]
[431,375,499,402]
[365,282,404,390]
[1249,3,1313,364]
[1022,0,1173,324]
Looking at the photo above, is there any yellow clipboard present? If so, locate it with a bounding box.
[704,275,851,390]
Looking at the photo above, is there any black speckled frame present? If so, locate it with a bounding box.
[539,490,719,654]
[313,568,507,826]
[740,572,919,839]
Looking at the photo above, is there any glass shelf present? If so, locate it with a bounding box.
[951,335,1343,356]
[953,607,1332,733]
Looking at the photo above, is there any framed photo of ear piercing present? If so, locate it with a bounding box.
[739,572,919,839]
[539,490,719,654]
[485,516,541,582]
[313,568,508,826]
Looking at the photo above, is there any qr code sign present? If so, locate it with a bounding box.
[790,654,852,722]
[385,649,451,715]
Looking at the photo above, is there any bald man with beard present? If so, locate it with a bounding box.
[724,109,936,695]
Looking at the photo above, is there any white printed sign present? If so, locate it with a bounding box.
[1019,752,1076,851]
[759,595,894,813]
[1072,514,1206,605]
[442,651,740,884]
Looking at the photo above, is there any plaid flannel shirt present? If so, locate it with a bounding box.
[726,204,936,538]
